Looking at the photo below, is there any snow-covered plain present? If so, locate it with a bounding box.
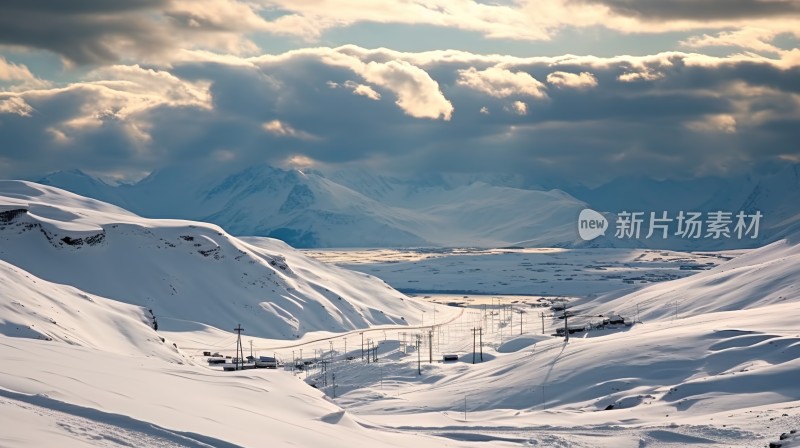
[304,246,735,296]
[2,181,799,447]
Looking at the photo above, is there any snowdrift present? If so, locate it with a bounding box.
[0,259,179,359]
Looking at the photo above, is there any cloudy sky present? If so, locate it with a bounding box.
[0,0,798,185]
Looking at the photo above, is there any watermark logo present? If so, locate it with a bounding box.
[578,208,608,241]
[578,209,763,241]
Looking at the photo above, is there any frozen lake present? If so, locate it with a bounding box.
[304,247,743,297]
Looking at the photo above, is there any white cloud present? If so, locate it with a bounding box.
[284,154,317,169]
[0,56,48,90]
[0,56,35,83]
[682,27,784,54]
[0,96,34,116]
[86,65,212,113]
[0,64,212,148]
[165,0,272,55]
[480,106,490,115]
[344,80,381,100]
[359,59,452,120]
[257,0,551,41]
[329,80,381,100]
[686,114,737,134]
[262,49,452,120]
[262,120,317,140]
[255,0,800,48]
[618,69,664,83]
[546,71,598,89]
[457,66,547,98]
[507,101,527,115]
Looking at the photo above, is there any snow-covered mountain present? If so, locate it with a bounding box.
[563,166,800,250]
[0,180,437,339]
[35,165,591,248]
[35,163,800,249]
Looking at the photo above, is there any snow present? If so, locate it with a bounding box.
[2,180,800,446]
[0,181,447,340]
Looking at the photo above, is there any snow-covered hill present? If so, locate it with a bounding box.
[0,180,437,339]
[0,259,180,358]
[0,260,462,448]
[585,235,800,321]
[320,237,800,446]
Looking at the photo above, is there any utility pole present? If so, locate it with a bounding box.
[472,327,477,364]
[564,310,569,342]
[479,327,483,361]
[360,332,364,360]
[249,339,253,358]
[416,334,421,375]
[499,311,503,343]
[541,385,546,410]
[428,330,433,364]
[540,312,545,334]
[234,324,244,370]
[492,298,496,330]
[517,309,523,335]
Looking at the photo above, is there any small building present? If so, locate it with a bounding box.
[607,315,625,325]
[255,356,279,369]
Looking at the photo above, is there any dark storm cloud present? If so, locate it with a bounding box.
[0,0,172,65]
[2,49,799,184]
[576,0,800,21]
[0,95,144,179]
[0,0,268,66]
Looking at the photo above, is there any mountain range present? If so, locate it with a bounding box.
[34,164,800,249]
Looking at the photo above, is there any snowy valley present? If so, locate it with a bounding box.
[1,181,799,447]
